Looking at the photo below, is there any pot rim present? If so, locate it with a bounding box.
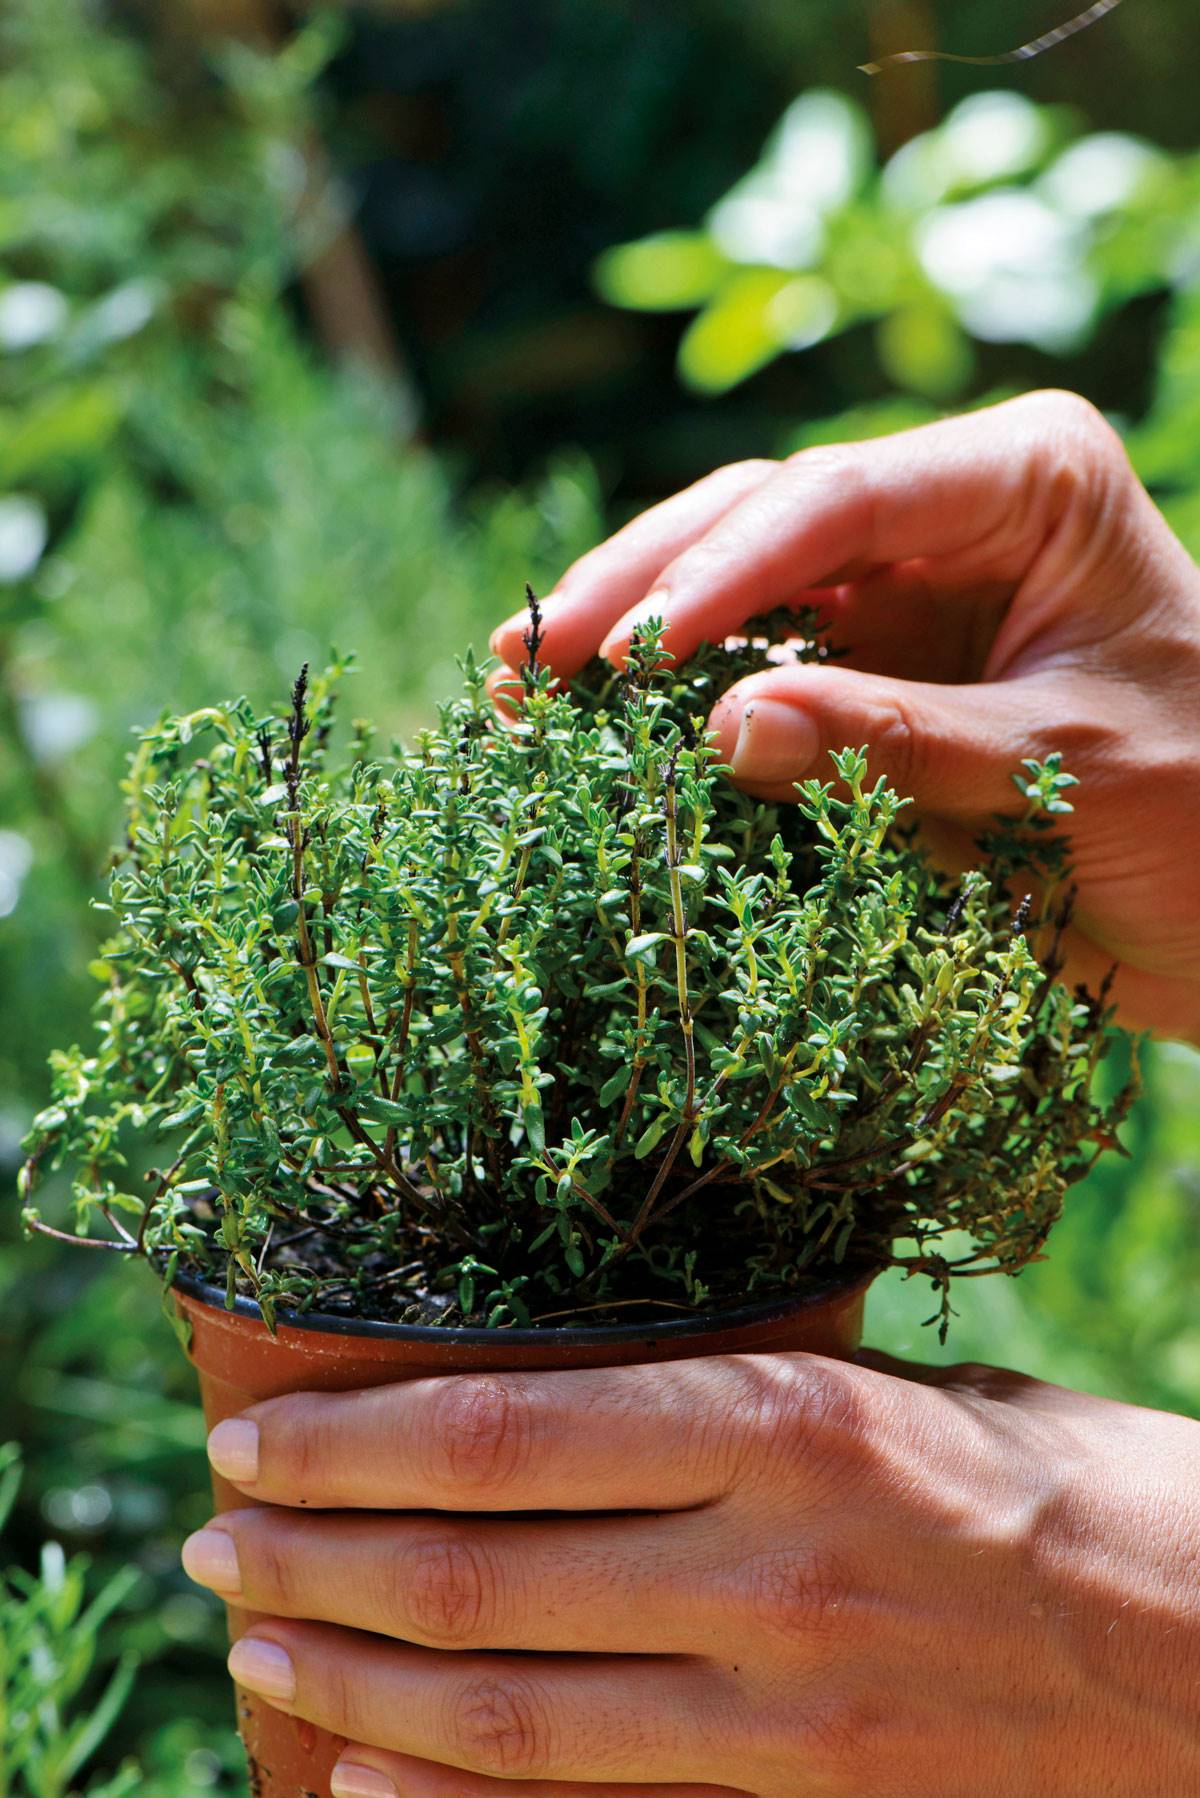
[172,1264,877,1348]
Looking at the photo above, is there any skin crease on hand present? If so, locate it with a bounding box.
[179,393,1200,1796]
[185,1355,1200,1797]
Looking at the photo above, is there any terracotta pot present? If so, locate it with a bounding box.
[175,1269,876,1798]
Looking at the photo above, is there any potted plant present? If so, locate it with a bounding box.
[19,598,1132,1796]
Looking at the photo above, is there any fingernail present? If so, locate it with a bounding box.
[729,697,820,784]
[599,589,668,662]
[227,1637,295,1703]
[332,1765,398,1798]
[207,1418,260,1485]
[181,1527,241,1595]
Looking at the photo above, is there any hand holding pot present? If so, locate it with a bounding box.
[184,1350,1200,1796]
[491,390,1200,1044]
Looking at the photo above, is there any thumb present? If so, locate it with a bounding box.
[707,663,1073,821]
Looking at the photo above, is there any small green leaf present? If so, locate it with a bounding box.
[523,1099,546,1155]
[634,1115,669,1159]
[362,1097,407,1124]
[345,1043,376,1078]
[598,1069,629,1106]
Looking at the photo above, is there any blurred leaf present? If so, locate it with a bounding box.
[877,304,975,402]
[0,383,121,486]
[678,268,795,392]
[594,231,729,311]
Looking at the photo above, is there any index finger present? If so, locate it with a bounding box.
[205,1355,766,1512]
[489,458,776,679]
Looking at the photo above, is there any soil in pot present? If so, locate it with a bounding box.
[176,1269,875,1798]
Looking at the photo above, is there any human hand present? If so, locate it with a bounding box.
[490,393,1200,1043]
[184,1352,1200,1796]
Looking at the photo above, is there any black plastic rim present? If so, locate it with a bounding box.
[171,1265,876,1348]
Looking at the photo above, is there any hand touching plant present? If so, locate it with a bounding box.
[20,604,1129,1335]
[491,391,1200,1044]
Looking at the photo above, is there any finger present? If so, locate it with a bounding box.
[227,1620,738,1786]
[205,1357,762,1511]
[489,460,777,679]
[705,662,1102,823]
[597,391,1138,669]
[332,1742,748,1798]
[184,1506,711,1654]
[808,563,1015,685]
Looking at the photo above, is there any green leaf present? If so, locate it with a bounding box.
[633,1115,669,1159]
[625,931,667,965]
[59,1650,140,1784]
[523,1099,546,1155]
[598,1069,629,1106]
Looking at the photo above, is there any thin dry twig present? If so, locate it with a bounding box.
[861,0,1125,74]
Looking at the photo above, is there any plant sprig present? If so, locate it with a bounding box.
[20,606,1134,1333]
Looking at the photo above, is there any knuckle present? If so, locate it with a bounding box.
[259,1393,334,1502]
[315,1649,371,1744]
[745,1356,876,1482]
[453,1672,551,1779]
[429,1376,535,1497]
[861,698,919,795]
[741,1546,850,1645]
[238,1522,301,1612]
[725,455,778,483]
[401,1529,495,1649]
[1016,390,1130,479]
[1017,386,1107,436]
[666,533,736,589]
[674,1359,783,1487]
[783,445,877,538]
[784,442,857,481]
[935,1359,1031,1406]
[791,1694,890,1795]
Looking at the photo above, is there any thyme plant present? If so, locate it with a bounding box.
[20,604,1132,1334]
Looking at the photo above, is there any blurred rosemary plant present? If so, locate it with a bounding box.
[20,605,1132,1335]
[0,1444,140,1798]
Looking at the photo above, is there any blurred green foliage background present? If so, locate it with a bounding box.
[1,1,1197,1790]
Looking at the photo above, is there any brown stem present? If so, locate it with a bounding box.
[334,1106,434,1216]
[628,759,697,1246]
[27,1218,139,1254]
[531,1296,700,1324]
[385,919,420,1166]
[612,829,649,1150]
[446,929,502,1188]
[563,1174,630,1245]
[284,669,341,1089]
